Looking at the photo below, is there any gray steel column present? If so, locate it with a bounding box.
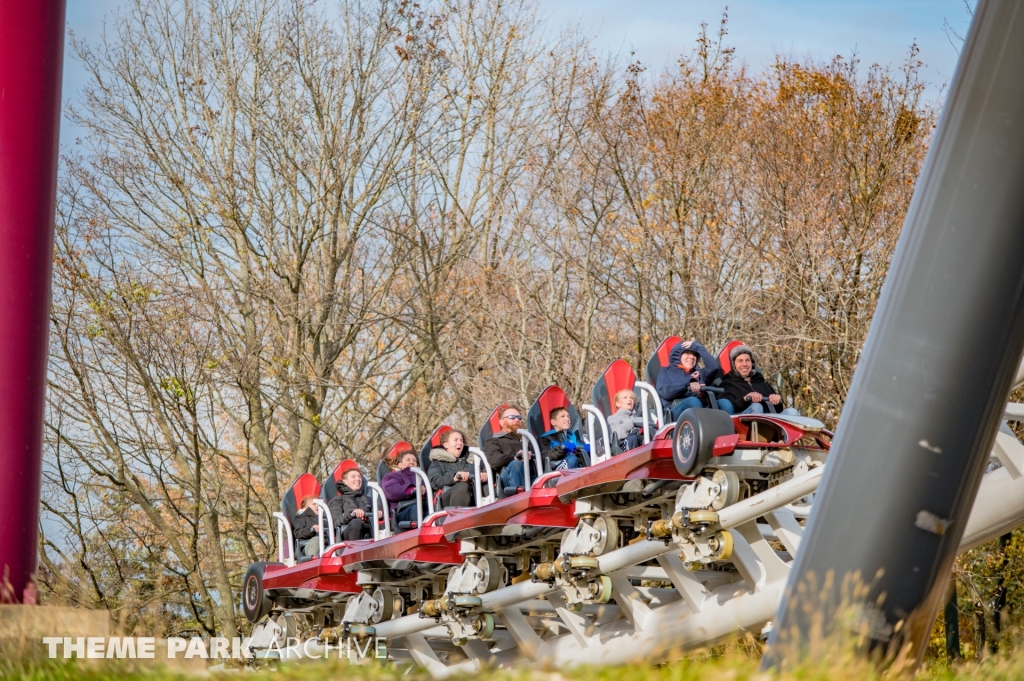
[763,0,1024,669]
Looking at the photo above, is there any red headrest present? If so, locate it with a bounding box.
[420,424,455,467]
[327,459,360,484]
[287,473,321,512]
[717,339,745,376]
[488,404,509,436]
[592,359,637,417]
[534,386,570,432]
[657,336,682,368]
[430,424,452,448]
[604,359,636,399]
[479,403,511,447]
[382,442,413,465]
[646,335,683,385]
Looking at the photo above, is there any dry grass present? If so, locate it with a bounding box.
[5,647,1024,681]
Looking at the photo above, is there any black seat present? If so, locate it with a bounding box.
[645,335,683,390]
[281,473,321,560]
[646,336,686,421]
[592,358,643,455]
[322,459,371,542]
[377,441,420,532]
[420,425,459,510]
[479,403,521,499]
[421,424,485,510]
[527,385,591,471]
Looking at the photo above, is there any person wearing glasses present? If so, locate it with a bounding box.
[483,405,536,493]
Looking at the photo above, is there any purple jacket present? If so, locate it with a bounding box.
[381,467,418,514]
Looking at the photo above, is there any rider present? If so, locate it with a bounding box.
[656,339,727,418]
[539,407,586,470]
[382,450,429,524]
[720,344,799,415]
[428,429,487,508]
[328,468,375,542]
[294,496,322,557]
[607,389,643,452]
[482,405,535,492]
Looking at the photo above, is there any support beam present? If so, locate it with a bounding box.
[402,634,477,678]
[765,0,1024,668]
[0,1,67,603]
[495,606,542,661]
[608,576,653,631]
[544,592,596,648]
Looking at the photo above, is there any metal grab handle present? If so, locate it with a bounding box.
[534,471,562,487]
[273,512,295,566]
[635,381,663,444]
[409,467,435,526]
[310,499,336,556]
[582,404,611,464]
[517,429,544,489]
[366,482,391,540]
[469,447,497,506]
[744,395,779,413]
[426,510,449,526]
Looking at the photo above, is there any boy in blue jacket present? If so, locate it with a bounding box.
[655,340,729,419]
[539,407,587,470]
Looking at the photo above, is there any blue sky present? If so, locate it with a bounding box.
[61,0,975,146]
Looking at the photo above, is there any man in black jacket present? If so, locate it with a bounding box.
[483,405,535,493]
[720,345,799,416]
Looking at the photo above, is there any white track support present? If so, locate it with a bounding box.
[461,639,498,667]
[372,455,1024,675]
[993,421,1024,478]
[544,591,599,647]
[962,462,1024,550]
[403,634,478,678]
[608,575,653,631]
[765,509,803,554]
[655,552,710,612]
[494,606,543,660]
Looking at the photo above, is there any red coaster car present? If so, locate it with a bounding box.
[241,470,364,627]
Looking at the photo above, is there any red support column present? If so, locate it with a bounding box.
[0,2,67,603]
